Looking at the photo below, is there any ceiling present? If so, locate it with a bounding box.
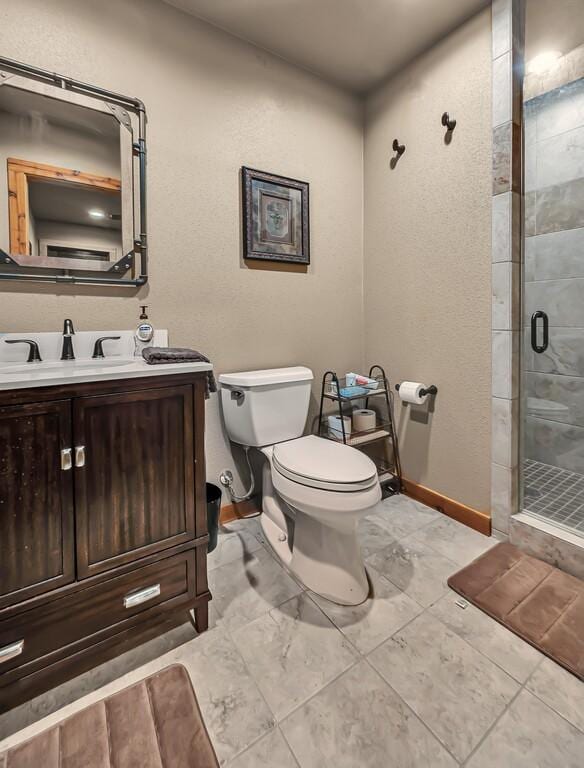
[526,0,584,63]
[163,0,490,93]
[28,181,121,230]
[0,86,119,139]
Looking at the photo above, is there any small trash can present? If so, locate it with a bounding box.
[206,483,222,553]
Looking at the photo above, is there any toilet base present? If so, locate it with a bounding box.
[259,447,377,606]
[261,510,369,605]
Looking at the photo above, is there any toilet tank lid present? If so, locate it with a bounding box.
[218,366,313,387]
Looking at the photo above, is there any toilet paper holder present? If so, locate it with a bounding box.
[395,383,438,397]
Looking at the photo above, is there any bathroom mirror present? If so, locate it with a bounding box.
[0,56,147,287]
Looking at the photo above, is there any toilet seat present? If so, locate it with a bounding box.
[272,435,378,492]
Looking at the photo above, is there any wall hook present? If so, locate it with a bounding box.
[441,112,457,132]
[392,139,405,157]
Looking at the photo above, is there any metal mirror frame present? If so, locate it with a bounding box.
[0,55,147,287]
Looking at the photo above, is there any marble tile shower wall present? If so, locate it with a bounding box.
[491,0,523,536]
[524,77,584,475]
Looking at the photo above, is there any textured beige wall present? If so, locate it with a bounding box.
[364,9,492,511]
[0,0,364,492]
[0,1,493,511]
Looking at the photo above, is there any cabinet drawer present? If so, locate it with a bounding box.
[0,551,195,675]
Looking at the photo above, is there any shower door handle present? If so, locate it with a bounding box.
[531,311,549,353]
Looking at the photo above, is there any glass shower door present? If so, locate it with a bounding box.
[522,0,584,536]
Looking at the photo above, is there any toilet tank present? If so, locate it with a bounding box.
[218,366,314,447]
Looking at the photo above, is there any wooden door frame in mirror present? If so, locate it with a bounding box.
[0,55,147,287]
[7,157,123,270]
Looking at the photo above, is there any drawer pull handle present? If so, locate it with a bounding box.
[75,445,86,468]
[0,640,24,663]
[123,584,161,609]
[61,448,72,471]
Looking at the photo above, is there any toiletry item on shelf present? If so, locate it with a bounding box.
[352,408,376,431]
[346,372,379,389]
[328,414,351,440]
[340,385,370,397]
[134,305,154,356]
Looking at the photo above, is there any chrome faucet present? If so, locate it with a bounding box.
[61,319,75,360]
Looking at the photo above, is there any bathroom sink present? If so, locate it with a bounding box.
[0,358,133,375]
[0,352,212,390]
[0,330,212,390]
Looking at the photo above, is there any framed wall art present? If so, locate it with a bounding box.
[241,167,310,264]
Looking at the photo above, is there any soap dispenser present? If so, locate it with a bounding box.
[134,305,154,356]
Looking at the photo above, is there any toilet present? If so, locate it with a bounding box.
[219,366,381,605]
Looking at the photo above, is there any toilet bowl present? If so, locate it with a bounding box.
[219,367,381,605]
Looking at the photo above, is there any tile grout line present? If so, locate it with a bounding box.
[303,584,426,659]
[521,661,584,736]
[222,590,361,749]
[424,597,542,686]
[459,652,551,766]
[201,625,278,766]
[277,725,303,768]
[277,657,362,727]
[459,678,526,767]
[194,512,584,762]
[210,584,582,765]
[297,581,534,766]
[371,600,527,764]
[223,725,301,768]
[361,654,463,765]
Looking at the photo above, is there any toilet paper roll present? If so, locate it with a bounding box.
[352,408,376,431]
[398,381,428,405]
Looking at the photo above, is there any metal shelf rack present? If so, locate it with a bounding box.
[317,364,402,496]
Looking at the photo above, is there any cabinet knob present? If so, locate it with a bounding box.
[74,445,86,468]
[61,448,72,471]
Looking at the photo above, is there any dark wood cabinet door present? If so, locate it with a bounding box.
[73,385,195,578]
[0,400,74,608]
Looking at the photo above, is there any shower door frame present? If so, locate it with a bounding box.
[490,0,523,538]
[490,0,584,576]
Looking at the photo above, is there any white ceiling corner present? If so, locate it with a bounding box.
[162,0,490,94]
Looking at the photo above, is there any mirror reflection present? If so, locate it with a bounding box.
[0,61,146,285]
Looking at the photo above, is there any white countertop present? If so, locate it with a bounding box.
[0,329,212,390]
[0,357,212,390]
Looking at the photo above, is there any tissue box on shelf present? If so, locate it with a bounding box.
[346,372,379,390]
[327,414,351,440]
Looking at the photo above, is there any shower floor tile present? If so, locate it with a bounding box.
[523,459,584,536]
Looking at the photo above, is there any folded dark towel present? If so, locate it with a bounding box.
[142,347,217,398]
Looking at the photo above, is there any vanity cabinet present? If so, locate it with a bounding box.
[0,400,75,608]
[74,385,196,578]
[0,373,210,713]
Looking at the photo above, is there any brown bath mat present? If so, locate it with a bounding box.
[448,542,584,679]
[0,664,218,768]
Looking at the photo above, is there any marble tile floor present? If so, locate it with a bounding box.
[1,496,583,766]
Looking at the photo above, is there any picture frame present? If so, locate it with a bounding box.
[241,166,310,264]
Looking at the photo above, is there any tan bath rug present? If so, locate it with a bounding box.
[0,664,218,767]
[448,541,583,680]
